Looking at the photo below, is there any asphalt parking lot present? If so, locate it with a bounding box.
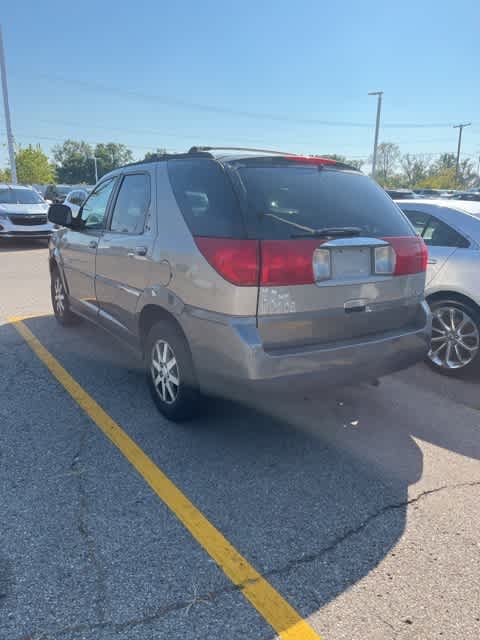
[1,240,480,640]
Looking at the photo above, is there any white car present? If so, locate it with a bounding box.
[0,184,54,240]
[398,199,480,376]
[63,188,92,218]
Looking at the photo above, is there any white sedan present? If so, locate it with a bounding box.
[397,199,480,376]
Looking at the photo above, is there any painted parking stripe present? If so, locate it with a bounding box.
[11,318,323,640]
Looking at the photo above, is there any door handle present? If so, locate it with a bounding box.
[427,259,437,265]
[128,246,148,257]
[88,240,98,249]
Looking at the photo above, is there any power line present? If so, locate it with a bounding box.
[36,73,461,130]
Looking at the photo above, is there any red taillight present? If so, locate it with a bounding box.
[195,237,322,287]
[260,239,322,285]
[282,155,337,166]
[194,237,259,286]
[384,236,428,275]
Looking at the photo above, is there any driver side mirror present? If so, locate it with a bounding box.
[48,203,73,227]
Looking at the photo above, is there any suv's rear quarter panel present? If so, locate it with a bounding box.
[147,163,258,317]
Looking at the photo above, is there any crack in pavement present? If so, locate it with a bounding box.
[19,479,480,639]
[260,480,480,583]
[70,423,109,625]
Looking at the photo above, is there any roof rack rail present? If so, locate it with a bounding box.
[122,150,213,168]
[188,146,298,156]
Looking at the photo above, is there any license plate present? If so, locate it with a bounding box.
[331,247,371,278]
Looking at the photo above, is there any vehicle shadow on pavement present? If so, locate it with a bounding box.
[3,315,480,638]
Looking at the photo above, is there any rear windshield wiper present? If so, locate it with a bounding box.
[290,226,362,238]
[261,212,317,234]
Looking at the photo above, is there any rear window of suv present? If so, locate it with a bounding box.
[232,162,413,239]
[167,157,413,240]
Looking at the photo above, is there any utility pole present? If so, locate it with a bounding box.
[453,122,471,183]
[0,25,17,184]
[368,91,383,180]
[93,156,98,183]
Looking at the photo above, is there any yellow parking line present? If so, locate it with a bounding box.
[11,318,322,640]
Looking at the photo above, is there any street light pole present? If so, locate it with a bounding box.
[453,122,471,183]
[0,25,17,184]
[368,91,383,180]
[93,156,98,183]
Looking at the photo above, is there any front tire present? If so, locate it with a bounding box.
[145,321,203,422]
[427,298,480,377]
[50,267,80,326]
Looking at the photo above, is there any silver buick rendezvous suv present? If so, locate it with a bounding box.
[48,148,431,421]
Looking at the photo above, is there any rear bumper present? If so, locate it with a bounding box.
[181,301,431,395]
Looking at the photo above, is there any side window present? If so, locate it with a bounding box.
[81,179,116,229]
[109,173,150,234]
[403,210,430,236]
[167,159,244,238]
[423,216,469,248]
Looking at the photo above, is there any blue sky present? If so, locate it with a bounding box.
[1,0,479,169]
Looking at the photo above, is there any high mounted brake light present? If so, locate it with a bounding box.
[282,156,337,165]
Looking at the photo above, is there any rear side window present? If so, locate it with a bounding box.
[403,210,430,235]
[167,159,245,238]
[423,217,469,248]
[231,163,414,239]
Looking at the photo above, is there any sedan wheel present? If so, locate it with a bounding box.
[429,303,480,373]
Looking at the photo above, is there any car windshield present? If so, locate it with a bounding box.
[0,187,45,204]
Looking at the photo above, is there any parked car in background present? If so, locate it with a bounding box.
[398,198,480,376]
[47,149,430,421]
[449,191,480,202]
[0,184,55,240]
[63,187,92,218]
[414,188,443,198]
[32,184,48,198]
[44,184,92,204]
[385,188,418,199]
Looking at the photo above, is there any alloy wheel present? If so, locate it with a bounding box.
[54,277,65,316]
[429,306,479,370]
[151,339,180,404]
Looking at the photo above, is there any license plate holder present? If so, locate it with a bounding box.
[331,247,372,279]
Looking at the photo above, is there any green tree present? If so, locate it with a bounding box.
[94,143,134,177]
[372,142,400,185]
[52,140,94,184]
[458,158,476,187]
[143,148,168,162]
[14,145,55,184]
[0,167,10,182]
[401,154,429,187]
[431,153,456,173]
[417,168,457,190]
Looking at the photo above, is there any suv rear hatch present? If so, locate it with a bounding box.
[167,155,427,350]
[226,156,427,350]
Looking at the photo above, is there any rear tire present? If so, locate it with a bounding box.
[427,298,480,377]
[50,267,80,326]
[145,320,203,422]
